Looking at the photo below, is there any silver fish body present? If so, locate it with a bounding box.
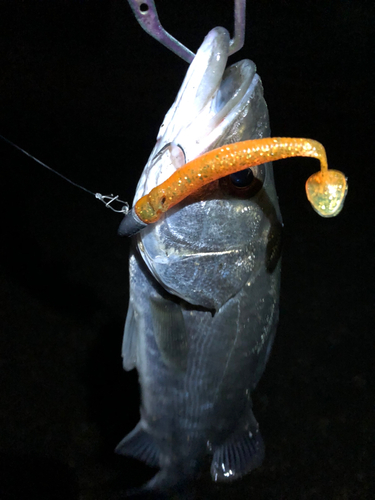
[117,27,282,486]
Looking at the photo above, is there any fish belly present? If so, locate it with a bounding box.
[117,244,280,482]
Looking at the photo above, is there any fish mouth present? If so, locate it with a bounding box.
[165,26,258,161]
[133,26,258,205]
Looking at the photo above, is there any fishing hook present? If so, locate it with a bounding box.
[127,0,246,63]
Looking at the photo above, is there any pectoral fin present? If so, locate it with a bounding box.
[122,301,138,371]
[150,296,189,372]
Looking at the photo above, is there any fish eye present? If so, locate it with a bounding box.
[220,166,263,197]
[230,168,254,187]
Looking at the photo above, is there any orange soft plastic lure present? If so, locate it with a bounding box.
[134,137,348,223]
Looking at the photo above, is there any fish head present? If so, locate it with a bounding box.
[133,27,282,311]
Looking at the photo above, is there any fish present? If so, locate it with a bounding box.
[115,26,283,489]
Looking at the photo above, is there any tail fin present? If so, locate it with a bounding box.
[121,470,198,499]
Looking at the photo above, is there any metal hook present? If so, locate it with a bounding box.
[127,0,246,63]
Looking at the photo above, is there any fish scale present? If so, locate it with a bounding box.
[116,23,282,489]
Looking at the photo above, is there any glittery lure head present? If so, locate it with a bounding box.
[306,169,348,217]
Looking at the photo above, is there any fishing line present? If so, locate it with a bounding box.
[0,133,129,215]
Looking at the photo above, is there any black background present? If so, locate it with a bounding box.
[0,1,374,499]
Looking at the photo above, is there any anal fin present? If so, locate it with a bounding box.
[115,421,160,468]
[211,416,265,482]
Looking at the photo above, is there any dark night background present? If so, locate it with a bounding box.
[0,1,374,499]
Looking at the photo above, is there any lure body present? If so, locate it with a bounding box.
[135,137,328,223]
[117,27,282,487]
